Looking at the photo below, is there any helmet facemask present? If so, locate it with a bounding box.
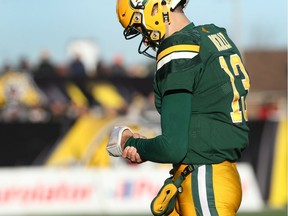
[121,0,171,59]
[123,21,161,59]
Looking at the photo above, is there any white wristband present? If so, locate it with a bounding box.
[106,126,132,157]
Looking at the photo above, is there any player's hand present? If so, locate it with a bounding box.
[122,146,142,163]
[121,130,146,163]
[120,129,133,149]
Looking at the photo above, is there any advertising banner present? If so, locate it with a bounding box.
[0,163,263,215]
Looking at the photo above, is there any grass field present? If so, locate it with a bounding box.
[51,208,286,216]
[114,209,287,216]
[120,208,286,216]
[28,208,287,216]
[238,208,287,216]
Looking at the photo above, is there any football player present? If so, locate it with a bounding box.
[113,0,250,215]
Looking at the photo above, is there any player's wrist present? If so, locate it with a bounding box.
[123,135,134,149]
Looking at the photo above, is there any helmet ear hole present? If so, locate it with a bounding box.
[151,3,158,16]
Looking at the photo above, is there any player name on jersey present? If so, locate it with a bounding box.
[208,32,232,51]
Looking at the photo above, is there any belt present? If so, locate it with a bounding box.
[170,164,203,177]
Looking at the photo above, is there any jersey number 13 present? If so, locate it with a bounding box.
[219,54,250,123]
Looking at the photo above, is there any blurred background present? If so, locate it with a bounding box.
[0,0,287,215]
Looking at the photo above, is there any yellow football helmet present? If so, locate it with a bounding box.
[116,0,189,58]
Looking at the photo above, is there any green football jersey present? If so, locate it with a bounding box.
[154,23,250,164]
[125,22,250,165]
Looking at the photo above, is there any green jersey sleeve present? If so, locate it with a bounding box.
[125,92,192,163]
[154,27,202,113]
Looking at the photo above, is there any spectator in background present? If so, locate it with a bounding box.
[33,50,71,119]
[68,54,98,108]
[34,50,57,79]
[18,57,31,73]
[110,53,127,77]
[69,54,87,78]
[0,68,48,122]
[95,60,112,78]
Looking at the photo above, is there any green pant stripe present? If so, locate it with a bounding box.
[206,165,219,216]
[192,165,219,216]
[192,167,203,216]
